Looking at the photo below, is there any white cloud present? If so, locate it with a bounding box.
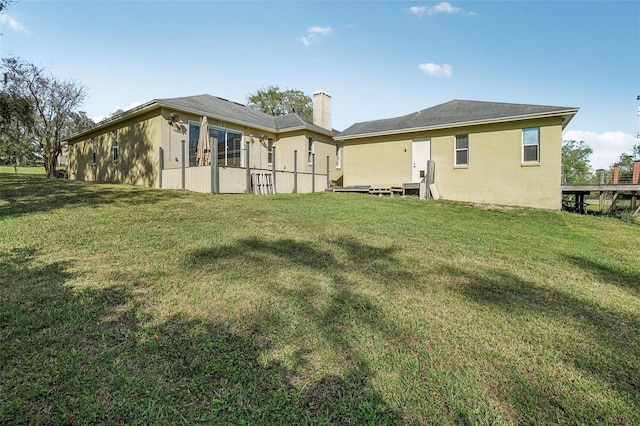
[0,14,28,34]
[428,2,461,15]
[407,2,466,17]
[308,26,333,36]
[408,6,427,17]
[301,26,333,46]
[563,130,638,170]
[419,63,453,78]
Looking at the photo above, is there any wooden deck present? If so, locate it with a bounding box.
[333,182,421,197]
[562,183,640,192]
[561,183,639,214]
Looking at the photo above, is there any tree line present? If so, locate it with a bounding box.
[563,139,640,185]
[0,62,313,177]
[0,56,92,177]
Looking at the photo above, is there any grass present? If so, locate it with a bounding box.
[1,171,639,425]
[0,165,46,175]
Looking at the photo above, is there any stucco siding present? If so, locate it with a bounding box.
[339,117,564,209]
[276,131,339,186]
[70,110,162,187]
[342,135,413,187]
[430,119,562,209]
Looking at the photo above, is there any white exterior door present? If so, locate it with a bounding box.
[412,139,431,183]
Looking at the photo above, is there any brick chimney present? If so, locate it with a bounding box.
[313,90,332,130]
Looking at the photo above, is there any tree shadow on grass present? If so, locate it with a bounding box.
[445,264,640,422]
[0,174,183,220]
[190,236,415,422]
[190,236,413,284]
[564,254,640,297]
[0,245,403,424]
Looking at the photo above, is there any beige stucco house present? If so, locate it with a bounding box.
[67,91,341,194]
[334,100,578,209]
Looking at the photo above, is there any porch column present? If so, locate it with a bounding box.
[271,144,277,194]
[245,138,251,193]
[311,153,316,193]
[293,150,298,194]
[326,155,330,189]
[159,147,164,189]
[181,140,185,190]
[210,136,218,194]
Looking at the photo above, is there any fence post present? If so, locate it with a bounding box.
[272,144,277,194]
[245,138,251,194]
[181,140,185,190]
[293,150,298,194]
[425,160,432,199]
[312,153,316,193]
[210,137,217,194]
[159,147,164,189]
[597,169,605,185]
[326,155,330,189]
[633,161,640,212]
[613,166,620,184]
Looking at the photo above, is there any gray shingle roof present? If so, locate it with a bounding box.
[159,94,277,130]
[68,94,336,141]
[274,112,336,134]
[158,94,336,135]
[336,99,578,139]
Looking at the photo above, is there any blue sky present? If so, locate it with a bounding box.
[1,0,638,169]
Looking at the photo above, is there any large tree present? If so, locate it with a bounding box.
[65,111,95,135]
[247,85,313,120]
[562,140,594,184]
[0,0,12,12]
[610,152,635,183]
[2,56,87,178]
[0,92,35,170]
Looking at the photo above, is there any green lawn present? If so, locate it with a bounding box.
[1,173,638,425]
[0,165,46,175]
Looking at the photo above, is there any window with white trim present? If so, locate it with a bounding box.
[454,134,468,167]
[188,123,244,167]
[91,137,97,165]
[111,131,118,161]
[522,127,540,163]
[308,136,314,164]
[267,138,274,165]
[212,126,243,167]
[188,122,199,167]
[336,144,342,169]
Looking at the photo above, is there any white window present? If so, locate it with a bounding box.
[308,137,314,164]
[336,144,342,169]
[267,138,274,165]
[454,134,468,167]
[208,126,244,167]
[112,132,118,161]
[91,138,97,165]
[188,122,200,167]
[523,127,540,163]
